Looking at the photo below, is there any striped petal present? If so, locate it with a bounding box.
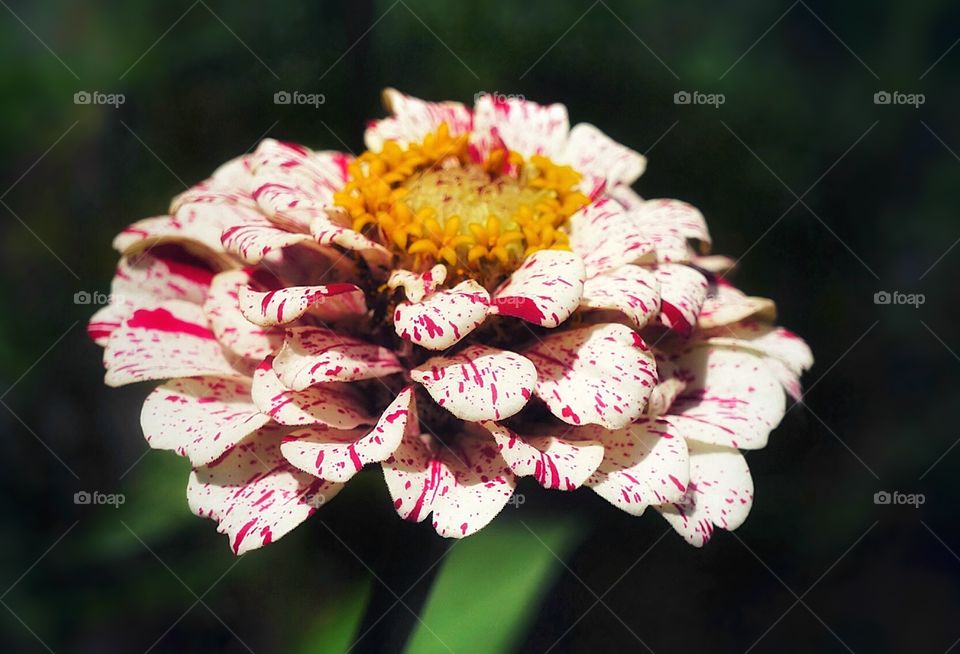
[220,218,324,264]
[580,264,660,329]
[560,123,646,188]
[103,301,240,387]
[524,323,657,430]
[568,198,655,277]
[281,387,415,483]
[382,431,516,539]
[188,424,342,554]
[411,344,536,421]
[632,199,711,263]
[203,270,283,360]
[238,283,366,327]
[472,94,569,158]
[394,280,490,350]
[365,88,473,150]
[490,249,585,327]
[698,282,777,329]
[251,357,373,428]
[660,346,786,449]
[483,421,603,491]
[655,440,753,547]
[273,326,403,390]
[141,376,270,466]
[653,264,708,335]
[583,418,689,516]
[387,265,447,303]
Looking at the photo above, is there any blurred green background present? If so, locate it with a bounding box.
[2,0,959,651]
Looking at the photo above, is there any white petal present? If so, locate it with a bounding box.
[524,323,658,430]
[394,280,490,350]
[411,344,536,421]
[238,283,367,327]
[491,249,585,328]
[387,265,447,303]
[653,264,709,335]
[568,198,655,277]
[560,123,646,188]
[581,264,660,329]
[273,326,403,390]
[203,270,283,360]
[483,421,603,491]
[471,94,569,158]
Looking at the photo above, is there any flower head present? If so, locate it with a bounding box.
[89,89,811,553]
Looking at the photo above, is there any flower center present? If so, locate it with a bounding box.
[333,123,589,285]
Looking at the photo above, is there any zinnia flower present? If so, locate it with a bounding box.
[89,89,811,553]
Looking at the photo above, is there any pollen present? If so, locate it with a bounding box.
[333,123,589,285]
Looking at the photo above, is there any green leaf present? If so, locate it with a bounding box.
[404,514,582,654]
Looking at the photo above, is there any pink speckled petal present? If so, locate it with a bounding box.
[411,344,536,421]
[580,264,660,329]
[483,421,603,491]
[560,123,647,188]
[524,323,658,430]
[281,387,415,483]
[238,282,367,327]
[103,301,240,387]
[661,346,786,449]
[394,280,489,350]
[203,270,283,360]
[653,264,708,335]
[490,249,585,328]
[382,431,516,539]
[251,357,374,428]
[273,326,403,390]
[188,424,342,554]
[698,281,777,329]
[364,88,473,151]
[568,198,655,277]
[655,440,753,547]
[387,265,447,303]
[88,249,214,346]
[141,376,270,466]
[471,94,569,158]
[693,321,813,401]
[646,377,687,417]
[220,217,325,264]
[583,418,690,516]
[632,199,712,262]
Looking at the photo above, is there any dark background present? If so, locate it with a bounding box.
[1,1,958,652]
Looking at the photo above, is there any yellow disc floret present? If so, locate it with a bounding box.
[333,123,589,284]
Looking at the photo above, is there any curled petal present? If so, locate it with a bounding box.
[221,219,326,264]
[660,346,786,449]
[104,301,240,387]
[141,376,270,466]
[281,387,415,483]
[524,323,658,430]
[273,326,403,390]
[411,344,536,421]
[394,280,490,350]
[382,431,516,538]
[89,249,214,346]
[365,88,473,150]
[238,283,367,327]
[204,270,283,360]
[483,421,603,491]
[646,377,687,417]
[472,94,569,158]
[491,250,585,327]
[387,265,447,304]
[581,264,660,329]
[113,209,247,265]
[251,357,374,428]
[655,440,753,547]
[568,198,655,277]
[188,424,342,554]
[653,264,708,335]
[698,282,777,329]
[584,418,690,515]
[560,123,646,188]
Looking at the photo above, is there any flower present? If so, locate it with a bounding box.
[89,89,811,553]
